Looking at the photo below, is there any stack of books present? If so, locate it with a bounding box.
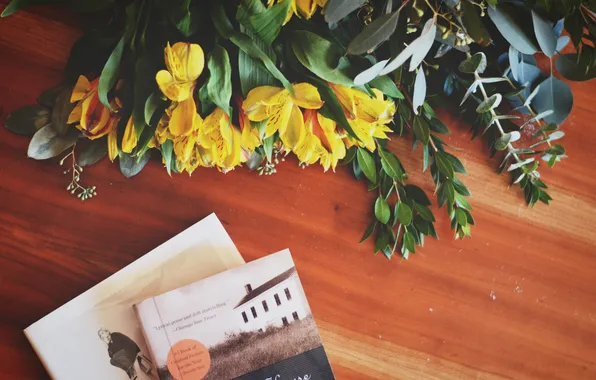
[25,214,335,380]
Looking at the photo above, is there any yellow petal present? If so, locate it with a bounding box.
[295,0,317,19]
[68,102,83,124]
[266,100,293,137]
[71,75,91,103]
[243,86,282,121]
[169,97,197,136]
[164,42,184,81]
[107,127,118,162]
[222,127,242,170]
[202,107,225,135]
[156,70,193,102]
[292,83,323,109]
[122,117,138,153]
[171,42,205,81]
[280,104,305,150]
[330,83,357,119]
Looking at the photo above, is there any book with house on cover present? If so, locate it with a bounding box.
[24,214,245,380]
[135,249,335,380]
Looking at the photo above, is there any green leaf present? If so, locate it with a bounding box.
[360,219,378,243]
[374,227,390,253]
[347,10,400,55]
[434,151,454,179]
[461,1,491,46]
[368,76,404,99]
[263,135,274,162]
[531,10,556,57]
[413,116,430,144]
[169,0,198,37]
[4,105,50,135]
[291,31,353,87]
[211,3,292,95]
[98,36,125,111]
[120,151,150,178]
[395,201,413,225]
[238,26,278,97]
[487,4,538,54]
[144,93,165,126]
[442,152,466,173]
[454,192,472,210]
[27,125,78,160]
[324,0,366,24]
[207,45,233,117]
[312,78,360,140]
[495,133,512,150]
[51,87,76,135]
[404,184,431,205]
[476,93,502,113]
[531,75,573,125]
[414,202,435,222]
[555,54,596,81]
[247,0,291,44]
[357,148,377,183]
[428,118,450,134]
[403,231,416,253]
[458,52,487,74]
[375,196,391,224]
[132,55,157,136]
[455,208,468,226]
[545,144,566,156]
[79,138,107,167]
[379,148,404,181]
[161,139,175,176]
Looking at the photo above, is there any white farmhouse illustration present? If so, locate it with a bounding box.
[234,267,309,332]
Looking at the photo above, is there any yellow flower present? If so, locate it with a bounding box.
[121,117,138,154]
[268,0,328,21]
[68,75,119,140]
[294,109,346,171]
[242,83,323,151]
[107,128,118,162]
[329,84,396,151]
[199,108,243,171]
[237,96,261,161]
[156,42,204,102]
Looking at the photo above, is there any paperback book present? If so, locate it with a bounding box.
[135,249,335,380]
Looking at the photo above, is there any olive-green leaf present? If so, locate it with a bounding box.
[414,202,435,222]
[28,124,78,160]
[435,151,454,179]
[404,184,431,205]
[360,219,378,243]
[5,105,50,135]
[476,93,502,113]
[119,150,151,178]
[379,148,404,181]
[51,87,76,135]
[555,54,596,81]
[144,93,165,126]
[312,77,360,141]
[368,75,404,99]
[413,116,430,144]
[458,52,487,74]
[488,4,538,55]
[79,138,107,167]
[98,36,125,111]
[324,0,366,24]
[247,0,292,44]
[455,208,468,226]
[374,227,390,253]
[375,196,391,224]
[211,3,293,94]
[207,45,233,117]
[347,10,400,55]
[461,1,491,46]
[443,151,467,174]
[395,201,413,225]
[291,30,353,87]
[161,139,175,176]
[238,26,278,97]
[403,231,416,253]
[357,147,377,183]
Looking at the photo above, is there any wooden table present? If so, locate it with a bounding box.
[1,6,596,380]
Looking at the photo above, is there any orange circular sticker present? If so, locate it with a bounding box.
[166,339,211,380]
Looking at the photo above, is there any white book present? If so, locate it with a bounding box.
[24,213,245,380]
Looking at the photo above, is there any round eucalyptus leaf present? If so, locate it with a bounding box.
[4,105,50,135]
[459,52,487,74]
[119,151,151,178]
[531,10,557,57]
[79,138,108,167]
[488,4,538,55]
[531,76,573,125]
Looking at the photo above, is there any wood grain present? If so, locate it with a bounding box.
[1,5,596,380]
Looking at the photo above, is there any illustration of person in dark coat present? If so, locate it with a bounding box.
[98,328,154,379]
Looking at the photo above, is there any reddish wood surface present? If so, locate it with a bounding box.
[1,6,596,380]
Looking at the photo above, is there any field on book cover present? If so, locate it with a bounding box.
[157,317,321,379]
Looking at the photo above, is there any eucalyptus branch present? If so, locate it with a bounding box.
[60,145,97,201]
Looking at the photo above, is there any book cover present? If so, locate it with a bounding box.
[24,213,245,380]
[135,249,335,380]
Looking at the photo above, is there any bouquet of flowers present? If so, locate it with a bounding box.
[3,0,595,259]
